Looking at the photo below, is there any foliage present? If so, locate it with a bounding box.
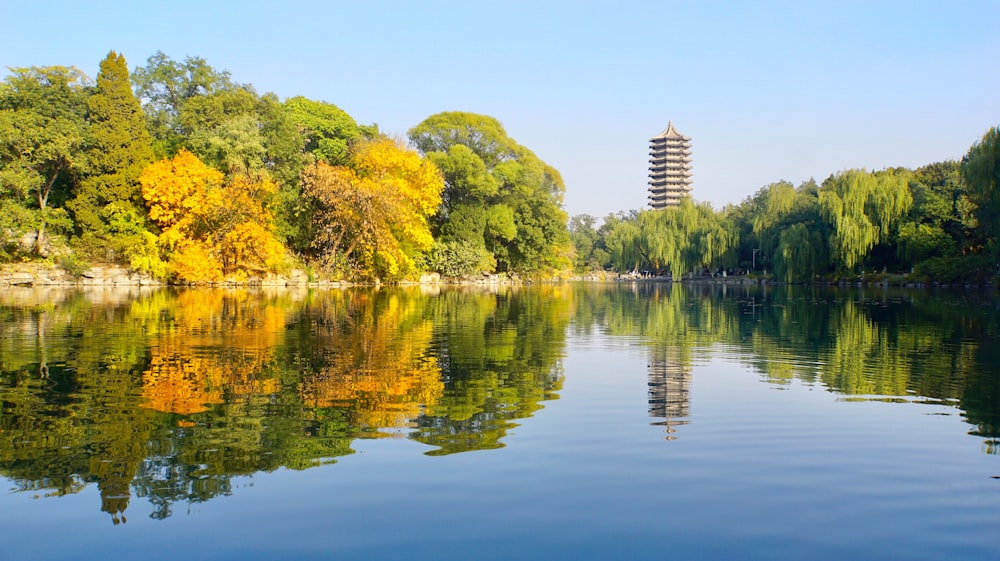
[69,51,155,261]
[607,199,737,277]
[139,149,285,282]
[819,168,912,271]
[300,138,443,279]
[962,126,1000,259]
[283,96,375,166]
[774,223,827,282]
[425,240,496,277]
[408,112,571,274]
[132,50,239,154]
[911,255,995,284]
[569,213,611,271]
[0,65,90,257]
[896,222,957,263]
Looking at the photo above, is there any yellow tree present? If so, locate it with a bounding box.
[301,138,443,279]
[140,148,285,282]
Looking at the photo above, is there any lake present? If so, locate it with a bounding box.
[1,282,998,560]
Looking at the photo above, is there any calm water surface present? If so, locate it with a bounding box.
[1,283,998,560]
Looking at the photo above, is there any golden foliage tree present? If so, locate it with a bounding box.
[301,138,443,279]
[139,149,286,282]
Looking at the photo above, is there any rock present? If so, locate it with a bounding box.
[8,272,35,285]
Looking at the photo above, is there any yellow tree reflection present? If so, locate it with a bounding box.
[298,290,444,432]
[140,290,283,415]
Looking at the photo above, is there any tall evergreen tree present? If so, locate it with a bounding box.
[69,51,154,260]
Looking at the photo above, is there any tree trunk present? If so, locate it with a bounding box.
[35,164,60,256]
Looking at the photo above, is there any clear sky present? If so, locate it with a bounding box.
[3,0,998,218]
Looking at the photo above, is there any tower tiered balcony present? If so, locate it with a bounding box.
[647,121,692,210]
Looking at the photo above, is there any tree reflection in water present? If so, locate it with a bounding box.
[1,282,998,522]
[0,285,569,521]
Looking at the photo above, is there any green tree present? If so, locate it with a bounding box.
[68,51,154,261]
[569,214,604,271]
[606,200,736,278]
[132,51,238,154]
[819,168,912,271]
[0,66,89,257]
[408,112,571,274]
[961,126,1000,260]
[774,223,827,282]
[283,96,374,166]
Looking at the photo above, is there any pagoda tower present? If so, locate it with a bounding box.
[648,121,692,209]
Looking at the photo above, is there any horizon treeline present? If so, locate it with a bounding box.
[572,129,1000,283]
[2,50,998,283]
[0,50,571,281]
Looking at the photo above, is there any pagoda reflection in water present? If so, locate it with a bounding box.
[647,346,691,439]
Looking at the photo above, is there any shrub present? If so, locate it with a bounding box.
[911,255,995,284]
[426,240,495,277]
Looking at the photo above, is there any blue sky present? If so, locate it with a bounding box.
[3,0,998,218]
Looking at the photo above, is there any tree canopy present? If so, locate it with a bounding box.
[408,111,570,274]
[0,66,90,257]
[2,50,998,285]
[69,51,155,260]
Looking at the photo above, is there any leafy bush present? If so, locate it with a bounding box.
[426,240,495,277]
[56,253,89,277]
[911,255,995,284]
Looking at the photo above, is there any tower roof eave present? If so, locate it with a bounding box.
[650,120,690,141]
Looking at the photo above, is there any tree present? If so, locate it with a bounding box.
[132,51,238,153]
[300,138,443,279]
[138,60,309,249]
[569,214,600,271]
[606,200,736,278]
[819,168,912,271]
[283,96,374,166]
[887,161,973,267]
[0,66,89,257]
[962,126,1000,259]
[139,149,285,281]
[774,223,827,282]
[408,112,570,273]
[69,51,154,261]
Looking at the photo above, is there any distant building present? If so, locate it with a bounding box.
[648,121,692,209]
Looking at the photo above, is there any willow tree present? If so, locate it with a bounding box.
[819,168,912,271]
[961,126,1000,258]
[774,223,827,282]
[749,181,796,269]
[752,181,796,235]
[606,217,643,273]
[607,199,736,278]
[689,200,739,272]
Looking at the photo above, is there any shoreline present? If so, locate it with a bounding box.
[3,263,994,291]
